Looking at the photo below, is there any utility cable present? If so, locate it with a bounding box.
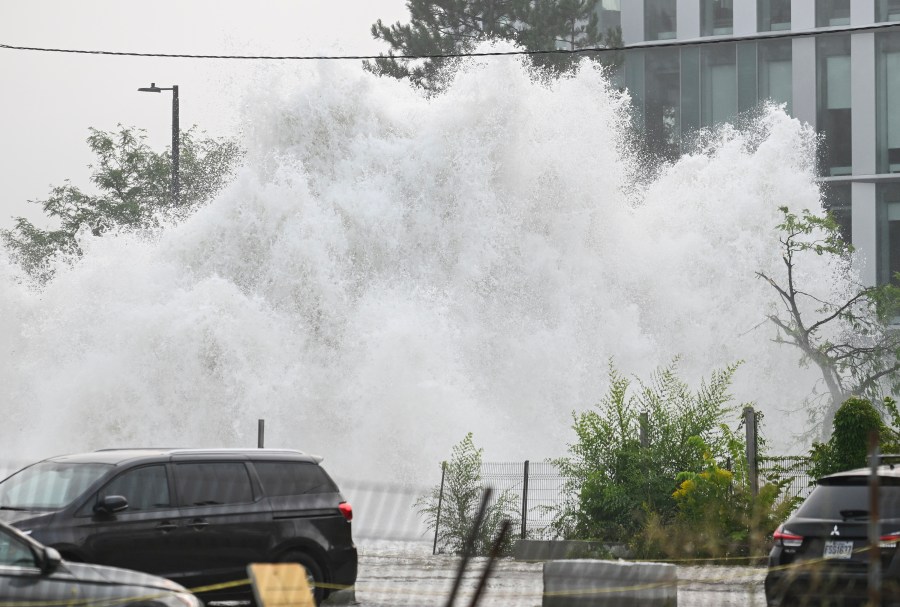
[1,21,899,61]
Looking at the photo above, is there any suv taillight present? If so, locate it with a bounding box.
[774,524,803,548]
[339,501,353,522]
[881,532,900,548]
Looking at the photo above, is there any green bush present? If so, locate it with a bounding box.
[632,435,799,560]
[552,360,744,543]
[554,359,798,559]
[809,396,897,478]
[416,433,518,556]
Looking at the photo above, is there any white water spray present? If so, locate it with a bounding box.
[1,51,843,483]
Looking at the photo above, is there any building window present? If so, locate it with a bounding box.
[758,39,793,114]
[681,46,701,138]
[822,182,852,244]
[701,0,734,36]
[816,0,850,27]
[817,35,852,176]
[645,48,681,160]
[758,0,791,31]
[878,184,900,285]
[877,0,900,22]
[597,0,622,32]
[877,31,900,174]
[645,0,677,40]
[702,43,737,127]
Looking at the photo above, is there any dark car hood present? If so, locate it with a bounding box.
[0,509,55,527]
[64,561,188,592]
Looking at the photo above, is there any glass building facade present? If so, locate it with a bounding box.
[759,0,791,31]
[613,0,900,287]
[816,0,850,27]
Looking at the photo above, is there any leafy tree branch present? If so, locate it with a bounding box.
[756,207,900,434]
[2,125,242,282]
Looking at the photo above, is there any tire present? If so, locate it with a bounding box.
[277,550,325,606]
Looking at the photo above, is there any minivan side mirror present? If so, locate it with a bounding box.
[39,547,62,575]
[94,495,129,515]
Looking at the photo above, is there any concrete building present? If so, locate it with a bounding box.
[595,0,900,286]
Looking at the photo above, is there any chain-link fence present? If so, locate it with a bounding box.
[759,455,816,501]
[479,461,572,541]
[428,454,817,555]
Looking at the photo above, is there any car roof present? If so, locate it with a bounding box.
[44,448,323,466]
[820,463,900,483]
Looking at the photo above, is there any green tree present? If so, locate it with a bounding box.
[365,0,622,93]
[553,360,744,543]
[808,395,900,478]
[2,125,242,282]
[416,432,518,555]
[756,207,900,435]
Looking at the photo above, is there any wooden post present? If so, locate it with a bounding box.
[639,412,649,449]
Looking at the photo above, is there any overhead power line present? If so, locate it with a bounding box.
[0,42,601,60]
[1,22,898,61]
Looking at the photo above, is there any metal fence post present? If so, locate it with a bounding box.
[869,431,881,606]
[521,460,529,540]
[257,419,265,448]
[744,406,758,497]
[433,461,447,555]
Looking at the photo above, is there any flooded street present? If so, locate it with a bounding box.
[352,544,767,606]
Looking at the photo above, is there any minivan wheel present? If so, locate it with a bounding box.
[278,550,325,606]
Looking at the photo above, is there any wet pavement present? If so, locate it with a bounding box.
[350,543,767,606]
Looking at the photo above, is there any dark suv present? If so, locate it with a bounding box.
[766,465,900,606]
[0,448,357,604]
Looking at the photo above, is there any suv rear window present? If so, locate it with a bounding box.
[797,479,900,519]
[254,462,338,497]
[175,462,254,506]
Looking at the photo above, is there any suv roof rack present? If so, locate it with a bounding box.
[867,454,900,468]
[93,448,185,451]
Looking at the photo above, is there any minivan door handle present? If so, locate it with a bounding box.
[190,518,209,530]
[156,522,177,533]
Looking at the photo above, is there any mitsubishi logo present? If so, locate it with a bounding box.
[831,525,840,536]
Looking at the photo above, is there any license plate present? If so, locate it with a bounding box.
[824,540,854,559]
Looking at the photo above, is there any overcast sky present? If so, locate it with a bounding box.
[0,0,408,230]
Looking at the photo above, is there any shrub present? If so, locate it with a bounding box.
[809,396,897,478]
[632,435,799,560]
[552,359,743,543]
[416,433,519,556]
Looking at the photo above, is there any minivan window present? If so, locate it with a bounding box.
[0,462,112,510]
[175,463,253,506]
[796,481,900,519]
[254,462,338,497]
[0,528,35,568]
[101,465,171,511]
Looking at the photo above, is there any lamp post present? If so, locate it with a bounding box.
[137,83,179,205]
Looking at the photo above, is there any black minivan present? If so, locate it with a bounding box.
[0,448,357,604]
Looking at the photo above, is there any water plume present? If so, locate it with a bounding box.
[0,48,842,483]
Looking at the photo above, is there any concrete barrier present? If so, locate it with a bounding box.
[514,540,630,561]
[543,559,677,607]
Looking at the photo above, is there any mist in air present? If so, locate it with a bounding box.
[0,49,841,483]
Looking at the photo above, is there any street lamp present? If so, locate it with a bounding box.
[137,83,179,205]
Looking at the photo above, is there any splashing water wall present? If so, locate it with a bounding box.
[1,54,841,483]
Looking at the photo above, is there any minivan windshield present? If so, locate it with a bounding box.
[0,462,112,510]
